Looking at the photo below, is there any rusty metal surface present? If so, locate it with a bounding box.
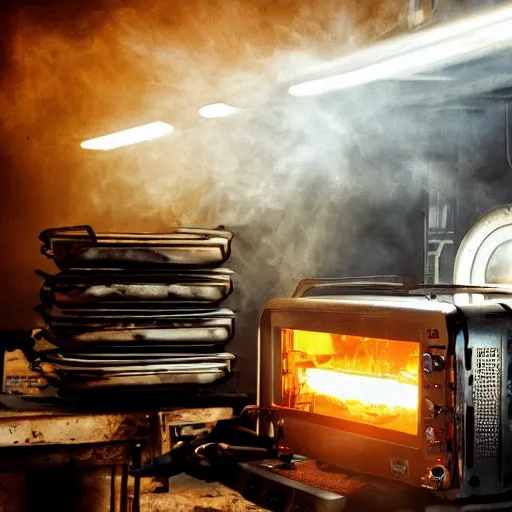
[0,412,148,511]
[159,407,233,426]
[0,412,151,447]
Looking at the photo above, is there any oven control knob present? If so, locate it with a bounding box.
[423,353,433,373]
[424,465,451,491]
[432,355,445,371]
[425,426,443,447]
[423,353,445,373]
[424,398,442,418]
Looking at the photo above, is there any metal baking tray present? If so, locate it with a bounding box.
[40,351,236,371]
[37,305,235,323]
[39,225,233,269]
[56,361,231,375]
[57,369,227,389]
[40,318,234,351]
[37,268,233,308]
[41,323,234,349]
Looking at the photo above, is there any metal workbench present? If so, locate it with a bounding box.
[0,407,233,512]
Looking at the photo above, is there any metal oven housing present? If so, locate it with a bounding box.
[257,277,512,498]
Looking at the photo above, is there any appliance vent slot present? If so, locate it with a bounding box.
[473,347,501,460]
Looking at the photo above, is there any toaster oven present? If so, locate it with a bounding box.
[257,276,512,498]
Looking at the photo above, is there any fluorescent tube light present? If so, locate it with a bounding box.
[288,4,512,97]
[81,121,174,150]
[198,103,241,119]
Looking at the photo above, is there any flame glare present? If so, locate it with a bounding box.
[281,329,419,435]
[304,368,418,409]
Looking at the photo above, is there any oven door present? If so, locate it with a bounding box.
[258,298,455,488]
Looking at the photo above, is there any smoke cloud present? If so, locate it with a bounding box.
[0,0,434,395]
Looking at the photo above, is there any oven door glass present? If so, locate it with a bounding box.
[281,329,420,435]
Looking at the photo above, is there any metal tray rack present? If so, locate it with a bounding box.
[33,225,237,392]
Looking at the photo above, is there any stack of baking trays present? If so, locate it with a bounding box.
[32,225,236,394]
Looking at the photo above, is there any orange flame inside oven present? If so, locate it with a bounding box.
[281,329,419,435]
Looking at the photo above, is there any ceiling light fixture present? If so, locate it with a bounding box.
[288,4,512,97]
[80,121,174,151]
[198,103,242,119]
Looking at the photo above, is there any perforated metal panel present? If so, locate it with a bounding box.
[473,347,501,460]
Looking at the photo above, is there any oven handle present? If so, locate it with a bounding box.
[292,275,418,298]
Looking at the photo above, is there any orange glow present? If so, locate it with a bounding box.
[281,329,419,435]
[304,368,418,409]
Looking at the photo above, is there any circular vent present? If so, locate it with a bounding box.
[454,205,512,287]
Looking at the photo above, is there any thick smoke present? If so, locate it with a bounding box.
[0,0,436,394]
[0,0,407,314]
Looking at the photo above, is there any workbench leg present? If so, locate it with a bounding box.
[132,444,142,512]
[110,466,117,512]
[120,464,129,512]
